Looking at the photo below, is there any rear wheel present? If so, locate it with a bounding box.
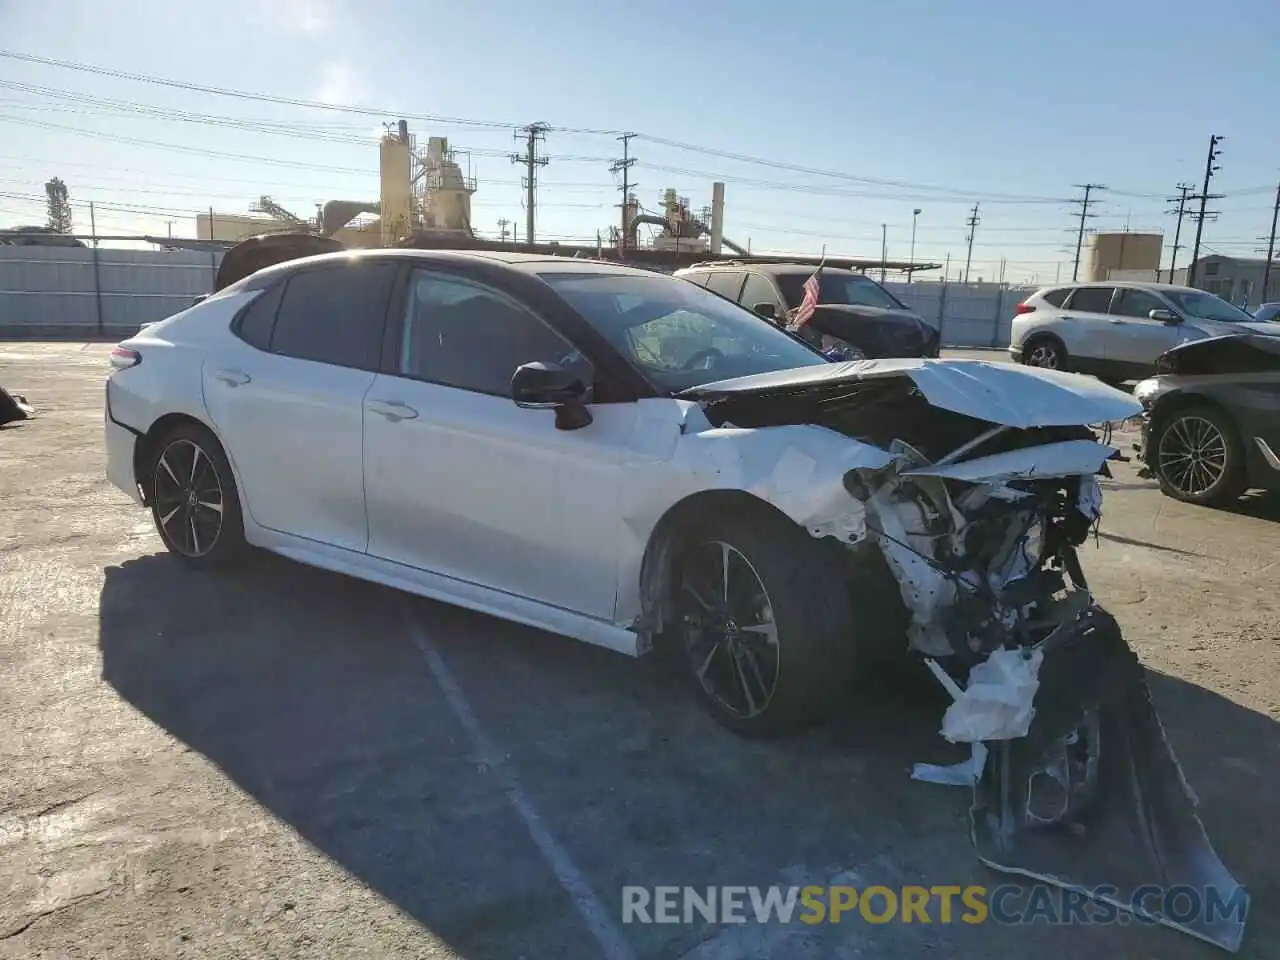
[147,422,247,567]
[1023,335,1067,370]
[672,510,857,738]
[1150,403,1246,506]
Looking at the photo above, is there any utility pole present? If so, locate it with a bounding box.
[908,208,921,283]
[510,123,550,247]
[497,218,511,245]
[1262,182,1280,303]
[1165,183,1193,283]
[963,203,980,284]
[1186,134,1224,288]
[880,223,888,281]
[610,132,637,256]
[1069,184,1105,281]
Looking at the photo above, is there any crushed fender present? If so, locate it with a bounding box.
[967,608,1249,953]
[0,385,34,426]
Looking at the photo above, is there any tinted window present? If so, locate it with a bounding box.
[401,270,585,396]
[704,271,747,301]
[679,271,711,288]
[776,272,903,310]
[1041,288,1070,307]
[270,264,396,369]
[1066,287,1114,313]
[233,284,283,350]
[1111,288,1167,319]
[740,273,781,311]
[541,272,825,393]
[1164,289,1253,323]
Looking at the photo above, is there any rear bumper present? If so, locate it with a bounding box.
[104,388,143,505]
[1007,344,1024,363]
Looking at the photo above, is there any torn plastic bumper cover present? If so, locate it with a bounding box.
[962,607,1249,952]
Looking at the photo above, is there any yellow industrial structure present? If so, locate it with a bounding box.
[1083,232,1164,282]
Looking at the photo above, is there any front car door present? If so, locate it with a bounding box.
[202,260,396,553]
[362,266,640,621]
[739,272,786,323]
[1057,285,1116,370]
[1105,287,1188,376]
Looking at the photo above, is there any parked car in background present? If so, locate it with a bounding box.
[1010,281,1266,383]
[674,260,940,360]
[1248,302,1280,324]
[1134,333,1280,505]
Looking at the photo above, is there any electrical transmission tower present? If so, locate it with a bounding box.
[963,203,980,284]
[610,133,637,255]
[1165,183,1193,283]
[1069,184,1105,281]
[510,123,550,247]
[1186,135,1224,287]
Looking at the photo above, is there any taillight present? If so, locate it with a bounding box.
[1014,302,1036,316]
[109,347,141,370]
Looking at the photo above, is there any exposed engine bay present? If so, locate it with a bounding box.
[683,362,1249,952]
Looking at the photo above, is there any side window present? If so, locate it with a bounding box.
[1111,288,1167,319]
[1041,288,1070,307]
[233,283,283,350]
[704,271,746,302]
[270,263,396,369]
[1065,286,1114,314]
[740,273,782,313]
[400,270,588,397]
[679,271,711,288]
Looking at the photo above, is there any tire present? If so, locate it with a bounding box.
[1150,402,1247,506]
[146,421,247,567]
[1022,334,1067,371]
[670,509,858,738]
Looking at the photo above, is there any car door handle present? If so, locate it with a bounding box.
[212,369,251,386]
[1108,318,1126,324]
[367,399,419,422]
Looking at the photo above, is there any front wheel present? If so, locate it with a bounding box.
[672,510,858,738]
[1150,403,1247,506]
[148,422,247,566]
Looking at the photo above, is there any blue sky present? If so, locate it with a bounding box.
[0,0,1276,283]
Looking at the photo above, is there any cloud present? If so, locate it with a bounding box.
[261,0,337,35]
[316,62,359,105]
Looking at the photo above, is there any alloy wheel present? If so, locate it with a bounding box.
[1157,415,1228,497]
[1026,341,1060,368]
[678,540,781,720]
[152,438,225,557]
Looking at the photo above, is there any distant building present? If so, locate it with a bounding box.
[0,225,86,247]
[1186,255,1279,307]
[1083,232,1163,282]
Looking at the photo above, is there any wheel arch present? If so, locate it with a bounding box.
[133,412,237,507]
[1148,390,1238,438]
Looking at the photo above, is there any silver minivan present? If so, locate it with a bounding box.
[1009,281,1269,382]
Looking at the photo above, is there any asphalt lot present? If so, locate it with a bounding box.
[1,342,1278,960]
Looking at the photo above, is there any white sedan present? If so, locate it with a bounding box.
[105,249,1140,738]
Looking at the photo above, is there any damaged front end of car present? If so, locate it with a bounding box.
[683,359,1249,952]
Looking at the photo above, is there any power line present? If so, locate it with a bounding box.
[1163,183,1193,283]
[610,133,637,254]
[1262,182,1280,301]
[963,203,980,283]
[510,123,550,247]
[1186,135,1225,287]
[1068,184,1105,281]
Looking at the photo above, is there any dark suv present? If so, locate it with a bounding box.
[674,260,940,359]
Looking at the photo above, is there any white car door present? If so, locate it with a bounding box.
[1057,285,1116,366]
[202,261,397,553]
[362,268,639,620]
[1103,287,1188,373]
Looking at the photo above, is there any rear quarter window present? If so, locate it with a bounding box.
[1041,288,1070,307]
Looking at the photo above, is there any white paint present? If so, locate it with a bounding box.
[403,608,636,960]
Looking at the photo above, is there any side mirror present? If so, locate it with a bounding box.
[1149,308,1180,324]
[510,361,593,430]
[752,301,777,320]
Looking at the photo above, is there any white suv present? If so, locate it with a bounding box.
[1009,281,1262,382]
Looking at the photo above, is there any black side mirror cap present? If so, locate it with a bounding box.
[511,361,593,430]
[752,301,777,319]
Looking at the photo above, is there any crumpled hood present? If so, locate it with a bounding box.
[680,358,1141,429]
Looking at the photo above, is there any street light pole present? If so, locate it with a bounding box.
[880,223,887,282]
[909,208,921,283]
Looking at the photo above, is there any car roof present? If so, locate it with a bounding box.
[677,262,859,277]
[1038,279,1202,293]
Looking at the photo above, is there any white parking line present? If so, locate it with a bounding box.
[403,606,636,960]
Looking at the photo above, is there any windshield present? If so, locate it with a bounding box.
[1252,303,1280,323]
[540,272,827,392]
[777,272,905,311]
[1164,290,1254,324]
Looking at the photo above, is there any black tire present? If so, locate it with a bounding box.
[1150,402,1247,506]
[1022,334,1068,371]
[670,509,857,738]
[146,421,247,567]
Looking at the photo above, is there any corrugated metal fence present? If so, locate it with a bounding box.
[0,246,1036,347]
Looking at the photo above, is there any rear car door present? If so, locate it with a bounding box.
[361,266,638,620]
[202,260,396,553]
[703,270,747,304]
[1058,286,1116,366]
[1105,287,1187,374]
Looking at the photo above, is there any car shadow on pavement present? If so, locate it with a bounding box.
[1221,491,1280,523]
[97,551,1278,959]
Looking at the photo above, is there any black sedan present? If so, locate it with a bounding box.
[1133,333,1280,505]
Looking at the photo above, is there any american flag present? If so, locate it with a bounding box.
[786,261,823,331]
